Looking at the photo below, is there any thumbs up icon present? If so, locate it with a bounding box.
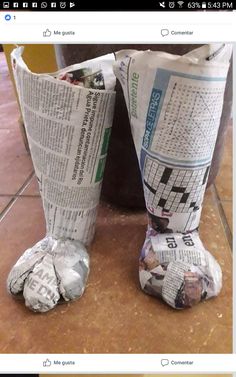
[43,358,51,367]
[43,29,52,37]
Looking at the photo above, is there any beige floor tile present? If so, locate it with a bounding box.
[221,201,232,233]
[0,100,20,130]
[0,196,14,213]
[0,82,18,106]
[0,128,33,194]
[0,52,20,130]
[215,124,232,201]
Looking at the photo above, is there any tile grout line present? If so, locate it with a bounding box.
[0,173,40,198]
[0,171,34,223]
[212,183,232,250]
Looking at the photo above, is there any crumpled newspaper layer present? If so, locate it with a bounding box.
[7,237,89,312]
[139,229,222,309]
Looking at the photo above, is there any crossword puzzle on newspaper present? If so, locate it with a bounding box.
[150,77,225,162]
[143,156,210,213]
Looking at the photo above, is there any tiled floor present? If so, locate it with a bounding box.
[0,51,232,353]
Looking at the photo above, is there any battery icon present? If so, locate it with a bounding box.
[202,2,207,7]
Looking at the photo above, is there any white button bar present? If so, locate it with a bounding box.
[0,24,234,43]
[0,354,236,373]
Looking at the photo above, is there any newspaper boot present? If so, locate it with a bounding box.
[7,46,116,312]
[114,44,232,309]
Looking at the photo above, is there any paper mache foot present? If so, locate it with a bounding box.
[7,237,89,312]
[139,229,222,309]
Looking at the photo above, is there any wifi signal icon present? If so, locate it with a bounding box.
[177,0,184,7]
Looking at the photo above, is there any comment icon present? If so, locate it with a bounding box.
[161,28,169,37]
[161,358,169,367]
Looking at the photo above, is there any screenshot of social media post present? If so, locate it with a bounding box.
[0,41,232,355]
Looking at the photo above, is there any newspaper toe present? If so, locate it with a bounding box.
[7,237,89,312]
[139,231,222,309]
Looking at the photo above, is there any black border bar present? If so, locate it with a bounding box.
[0,0,235,11]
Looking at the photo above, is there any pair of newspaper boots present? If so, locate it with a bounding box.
[7,44,231,312]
